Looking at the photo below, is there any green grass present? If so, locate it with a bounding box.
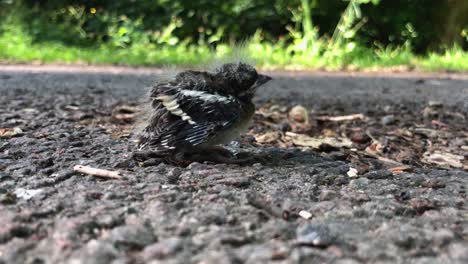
[1,23,467,71]
[417,47,468,71]
[0,27,211,66]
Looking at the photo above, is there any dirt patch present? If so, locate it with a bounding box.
[0,67,467,263]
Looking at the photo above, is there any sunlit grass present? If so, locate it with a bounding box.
[1,23,467,71]
[417,46,468,71]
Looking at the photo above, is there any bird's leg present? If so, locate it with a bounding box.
[132,151,162,162]
[132,151,192,167]
[133,148,259,166]
[165,152,193,167]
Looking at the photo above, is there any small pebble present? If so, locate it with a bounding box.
[349,131,370,144]
[347,168,358,178]
[289,105,309,123]
[298,210,313,220]
[428,101,443,108]
[296,223,334,247]
[381,115,396,125]
[14,188,43,200]
[107,224,156,249]
[68,240,119,264]
[319,189,337,201]
[349,178,369,189]
[364,170,392,180]
[141,237,182,260]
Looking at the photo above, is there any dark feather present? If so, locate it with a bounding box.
[137,63,271,156]
[138,76,241,152]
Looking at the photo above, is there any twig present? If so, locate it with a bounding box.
[316,114,366,122]
[361,152,403,165]
[73,165,122,180]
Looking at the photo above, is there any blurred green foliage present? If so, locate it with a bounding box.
[0,0,467,69]
[2,0,466,50]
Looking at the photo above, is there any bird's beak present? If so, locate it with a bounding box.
[252,74,272,89]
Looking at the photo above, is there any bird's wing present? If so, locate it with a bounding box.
[138,81,241,152]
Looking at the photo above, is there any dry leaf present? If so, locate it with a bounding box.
[391,128,413,138]
[365,141,384,155]
[112,105,137,122]
[114,105,137,113]
[290,122,313,134]
[413,128,451,138]
[0,127,23,138]
[111,131,131,139]
[255,105,283,122]
[395,150,418,163]
[322,128,337,137]
[269,104,287,113]
[431,120,448,127]
[422,151,464,168]
[286,132,352,149]
[388,165,413,175]
[255,131,281,144]
[113,113,135,121]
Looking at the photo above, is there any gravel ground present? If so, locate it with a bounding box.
[0,66,467,264]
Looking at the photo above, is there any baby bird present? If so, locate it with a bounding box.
[136,62,271,165]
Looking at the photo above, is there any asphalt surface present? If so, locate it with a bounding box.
[0,66,467,264]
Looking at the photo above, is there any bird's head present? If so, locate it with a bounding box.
[216,62,271,99]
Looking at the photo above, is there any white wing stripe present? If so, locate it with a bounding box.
[156,89,232,126]
[179,89,232,103]
[156,94,196,125]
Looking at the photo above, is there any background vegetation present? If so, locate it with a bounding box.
[0,0,467,70]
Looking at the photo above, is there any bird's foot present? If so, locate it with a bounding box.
[204,146,235,158]
[132,151,162,162]
[186,147,259,165]
[132,148,260,167]
[132,151,191,167]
